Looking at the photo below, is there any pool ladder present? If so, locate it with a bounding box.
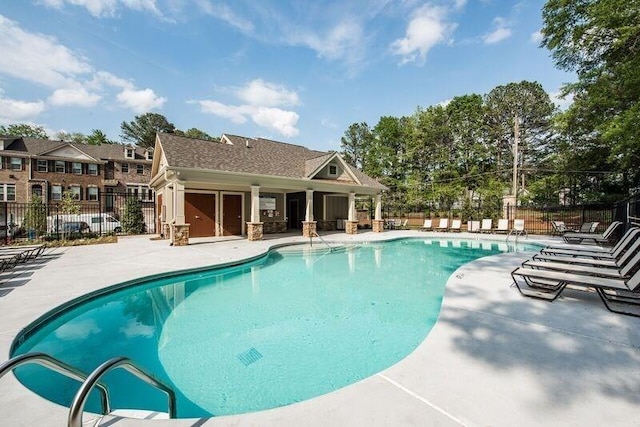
[0,352,177,426]
[309,231,334,251]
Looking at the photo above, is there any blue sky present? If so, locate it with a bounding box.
[0,0,572,151]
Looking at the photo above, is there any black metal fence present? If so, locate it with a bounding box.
[1,193,156,245]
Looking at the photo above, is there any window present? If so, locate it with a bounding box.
[88,163,98,175]
[0,184,16,201]
[72,162,82,174]
[87,187,98,201]
[10,157,22,171]
[127,184,153,201]
[328,164,338,176]
[125,147,134,159]
[37,160,48,172]
[51,185,62,201]
[32,184,43,198]
[69,185,81,200]
[122,162,129,173]
[137,164,144,175]
[55,161,65,173]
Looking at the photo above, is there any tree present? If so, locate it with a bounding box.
[56,131,86,144]
[175,128,219,141]
[0,123,49,139]
[23,195,47,238]
[122,197,146,234]
[542,0,640,187]
[86,129,115,145]
[340,122,373,170]
[120,113,175,148]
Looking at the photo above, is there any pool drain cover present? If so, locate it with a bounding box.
[237,347,263,366]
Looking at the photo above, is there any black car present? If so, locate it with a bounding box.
[62,221,91,233]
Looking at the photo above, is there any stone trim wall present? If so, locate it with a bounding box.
[263,221,287,234]
[302,221,317,238]
[172,224,190,246]
[372,219,384,233]
[247,222,264,241]
[317,220,337,232]
[345,220,358,235]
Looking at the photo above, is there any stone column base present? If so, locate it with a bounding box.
[372,219,384,233]
[247,222,264,241]
[172,224,190,246]
[302,221,317,238]
[345,220,358,234]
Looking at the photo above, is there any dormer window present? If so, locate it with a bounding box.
[125,147,134,159]
[145,150,153,160]
[328,164,338,177]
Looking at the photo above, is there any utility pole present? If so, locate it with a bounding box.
[512,115,519,197]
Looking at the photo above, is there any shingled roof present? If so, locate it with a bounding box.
[0,137,150,162]
[157,132,386,190]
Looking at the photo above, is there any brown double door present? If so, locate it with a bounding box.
[185,193,216,237]
[222,194,242,236]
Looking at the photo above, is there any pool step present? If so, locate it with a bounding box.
[100,409,169,422]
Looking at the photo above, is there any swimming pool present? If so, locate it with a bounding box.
[11,238,538,418]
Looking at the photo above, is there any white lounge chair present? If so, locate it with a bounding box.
[419,219,433,231]
[450,219,462,232]
[480,219,492,233]
[508,219,527,239]
[434,218,449,232]
[493,219,509,234]
[562,221,622,244]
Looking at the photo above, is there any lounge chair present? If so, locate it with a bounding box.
[522,233,640,279]
[541,227,638,259]
[562,221,622,244]
[479,219,492,233]
[511,249,640,317]
[418,219,433,231]
[467,220,480,232]
[450,219,462,232]
[534,228,640,266]
[508,219,527,238]
[397,219,409,230]
[551,221,571,235]
[434,218,449,232]
[493,219,509,234]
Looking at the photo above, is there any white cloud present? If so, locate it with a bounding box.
[453,0,467,10]
[0,91,46,122]
[39,0,163,18]
[437,98,452,107]
[117,88,166,113]
[236,79,299,107]
[0,15,92,88]
[197,100,251,123]
[390,5,456,65]
[48,87,102,107]
[482,17,512,44]
[550,90,573,110]
[195,79,301,137]
[193,0,254,33]
[252,107,299,137]
[530,30,543,44]
[296,20,366,63]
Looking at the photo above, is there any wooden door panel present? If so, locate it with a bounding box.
[185,193,216,237]
[222,194,242,236]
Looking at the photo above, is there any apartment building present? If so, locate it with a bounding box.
[0,136,153,204]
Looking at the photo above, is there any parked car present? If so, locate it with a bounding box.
[62,221,91,233]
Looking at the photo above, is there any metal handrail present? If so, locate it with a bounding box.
[68,356,177,427]
[310,231,333,251]
[0,352,110,414]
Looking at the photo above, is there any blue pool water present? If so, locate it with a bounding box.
[12,238,538,418]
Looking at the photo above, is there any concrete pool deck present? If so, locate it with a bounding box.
[1,231,639,426]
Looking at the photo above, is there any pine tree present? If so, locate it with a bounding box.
[122,197,146,234]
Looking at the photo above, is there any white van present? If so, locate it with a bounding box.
[47,213,122,234]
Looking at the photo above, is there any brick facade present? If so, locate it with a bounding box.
[0,137,153,204]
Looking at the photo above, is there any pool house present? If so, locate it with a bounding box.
[149,133,388,245]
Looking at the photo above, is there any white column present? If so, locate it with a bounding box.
[305,190,314,222]
[375,194,382,221]
[165,185,174,223]
[348,192,356,221]
[250,185,260,223]
[175,181,186,225]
